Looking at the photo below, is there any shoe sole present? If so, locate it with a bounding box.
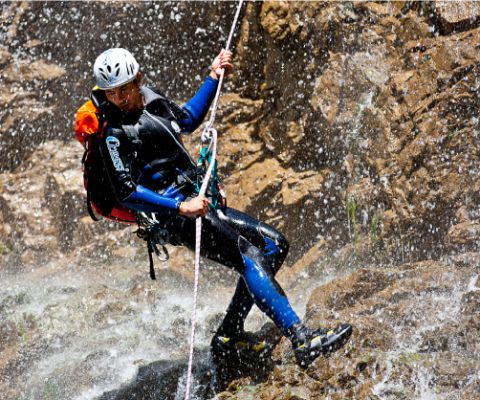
[315,323,352,353]
[211,338,271,363]
[296,324,353,368]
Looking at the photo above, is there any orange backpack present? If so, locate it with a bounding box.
[74,100,137,224]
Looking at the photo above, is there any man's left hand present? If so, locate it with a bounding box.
[178,196,210,218]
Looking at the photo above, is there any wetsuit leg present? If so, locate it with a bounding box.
[217,208,289,272]
[215,208,289,335]
[168,210,300,335]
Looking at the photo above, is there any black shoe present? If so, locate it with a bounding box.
[210,331,269,362]
[289,323,352,368]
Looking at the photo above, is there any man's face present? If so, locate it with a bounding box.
[105,79,143,113]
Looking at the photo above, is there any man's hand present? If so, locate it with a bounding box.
[179,196,210,218]
[210,49,234,80]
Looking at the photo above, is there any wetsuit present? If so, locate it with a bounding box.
[95,76,301,336]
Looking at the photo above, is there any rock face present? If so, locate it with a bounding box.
[0,1,480,399]
[1,1,479,263]
[215,253,480,400]
[223,1,480,261]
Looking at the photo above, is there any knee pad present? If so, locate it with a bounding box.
[258,224,289,274]
[237,236,286,297]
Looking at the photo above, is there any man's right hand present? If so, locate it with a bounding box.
[209,49,234,80]
[179,196,210,218]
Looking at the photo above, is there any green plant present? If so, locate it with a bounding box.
[345,197,360,240]
[370,211,383,239]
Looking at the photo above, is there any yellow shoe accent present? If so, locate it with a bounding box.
[251,341,267,352]
[310,336,321,346]
[234,340,249,350]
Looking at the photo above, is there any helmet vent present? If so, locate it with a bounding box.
[107,65,111,73]
[115,68,120,77]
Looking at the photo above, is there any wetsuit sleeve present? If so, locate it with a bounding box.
[120,185,181,214]
[102,128,181,215]
[179,76,218,133]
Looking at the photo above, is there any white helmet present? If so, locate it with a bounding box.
[93,48,140,90]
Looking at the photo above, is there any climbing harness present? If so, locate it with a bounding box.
[136,212,170,280]
[184,1,244,399]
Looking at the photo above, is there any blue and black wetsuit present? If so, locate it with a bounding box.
[95,76,301,336]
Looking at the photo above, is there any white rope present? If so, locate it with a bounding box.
[183,2,244,399]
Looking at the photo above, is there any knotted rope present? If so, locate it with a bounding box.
[184,1,244,399]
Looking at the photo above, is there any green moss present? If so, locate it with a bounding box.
[232,385,257,399]
[399,352,430,368]
[40,380,64,400]
[0,243,11,256]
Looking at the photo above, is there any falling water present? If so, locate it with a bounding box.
[1,1,480,399]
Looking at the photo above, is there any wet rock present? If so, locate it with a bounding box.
[433,2,480,34]
[44,173,85,252]
[419,327,452,353]
[0,139,132,264]
[260,1,303,42]
[93,302,127,325]
[0,321,18,352]
[99,358,194,400]
[0,54,66,172]
[447,221,480,247]
[306,268,396,317]
[99,323,282,400]
[216,256,480,399]
[2,59,65,83]
[0,47,11,67]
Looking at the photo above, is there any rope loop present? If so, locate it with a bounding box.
[201,126,217,146]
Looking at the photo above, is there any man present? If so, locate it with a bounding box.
[85,47,352,368]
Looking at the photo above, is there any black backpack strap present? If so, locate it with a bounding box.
[86,189,100,221]
[81,147,88,164]
[82,139,101,222]
[165,98,189,121]
[146,239,157,280]
[137,227,157,281]
[122,125,142,147]
[145,86,189,121]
